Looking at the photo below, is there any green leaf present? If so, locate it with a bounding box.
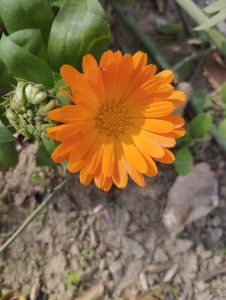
[36,143,56,166]
[0,120,14,142]
[0,34,54,88]
[0,0,54,40]
[157,18,183,36]
[0,60,13,88]
[204,0,226,14]
[177,133,195,148]
[219,119,226,139]
[195,8,226,31]
[175,148,193,175]
[48,0,111,71]
[220,83,226,104]
[0,141,19,171]
[50,0,66,8]
[9,29,42,55]
[189,113,213,137]
[190,90,212,112]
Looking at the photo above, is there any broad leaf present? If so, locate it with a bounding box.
[190,90,212,112]
[9,29,42,55]
[0,34,54,88]
[0,120,14,143]
[48,0,111,71]
[189,113,212,137]
[0,0,54,40]
[50,0,66,7]
[0,60,13,88]
[0,141,18,171]
[175,148,193,175]
[204,0,226,14]
[36,143,55,166]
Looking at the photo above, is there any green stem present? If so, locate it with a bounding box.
[109,1,172,71]
[176,0,226,57]
[0,174,73,255]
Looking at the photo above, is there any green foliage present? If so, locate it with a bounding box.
[76,246,94,266]
[219,119,226,139]
[114,0,137,4]
[189,113,213,137]
[190,90,212,111]
[0,120,14,143]
[220,83,226,104]
[0,141,19,171]
[195,0,226,31]
[9,29,42,55]
[156,18,183,36]
[0,0,54,40]
[175,147,193,176]
[36,143,56,166]
[65,272,81,290]
[48,0,111,71]
[0,35,54,88]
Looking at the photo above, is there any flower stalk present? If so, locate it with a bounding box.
[0,174,74,256]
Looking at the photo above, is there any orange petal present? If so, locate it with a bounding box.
[140,151,158,177]
[51,143,74,163]
[80,168,94,186]
[160,115,185,129]
[113,139,128,188]
[143,101,175,118]
[167,91,186,107]
[48,105,94,123]
[82,54,99,75]
[68,160,85,172]
[102,136,115,177]
[60,65,80,89]
[131,127,164,158]
[145,131,176,148]
[121,134,148,173]
[134,118,174,133]
[154,70,174,84]
[155,149,175,164]
[133,51,148,70]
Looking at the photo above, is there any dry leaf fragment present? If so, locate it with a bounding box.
[203,52,226,89]
[163,163,219,233]
[74,283,104,300]
[1,291,26,300]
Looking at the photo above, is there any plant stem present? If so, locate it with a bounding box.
[109,1,172,71]
[0,174,74,255]
[176,0,226,57]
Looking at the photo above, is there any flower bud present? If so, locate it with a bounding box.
[5,79,58,139]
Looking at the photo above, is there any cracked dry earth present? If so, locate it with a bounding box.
[0,144,226,300]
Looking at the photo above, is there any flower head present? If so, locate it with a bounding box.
[47,50,185,191]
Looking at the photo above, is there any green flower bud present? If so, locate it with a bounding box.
[5,79,58,139]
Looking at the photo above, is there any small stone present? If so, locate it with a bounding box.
[196,280,208,292]
[153,248,168,263]
[175,239,193,254]
[129,223,139,233]
[187,254,198,274]
[108,260,123,279]
[211,216,221,227]
[99,259,106,271]
[139,273,148,291]
[210,228,223,243]
[196,291,211,300]
[102,269,109,281]
[214,255,224,265]
[122,236,145,259]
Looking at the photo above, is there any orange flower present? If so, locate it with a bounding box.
[47,50,185,191]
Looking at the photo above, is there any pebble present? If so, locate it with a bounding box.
[108,260,123,278]
[187,254,198,274]
[214,255,224,265]
[122,236,145,258]
[153,248,168,263]
[211,216,221,227]
[175,239,194,254]
[196,280,208,292]
[139,273,148,291]
[210,228,223,243]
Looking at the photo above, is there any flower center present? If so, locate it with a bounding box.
[96,103,129,136]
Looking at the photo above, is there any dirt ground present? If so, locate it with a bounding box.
[1,1,226,300]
